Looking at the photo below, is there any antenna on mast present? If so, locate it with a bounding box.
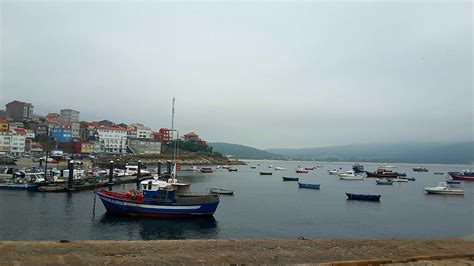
[171,97,178,173]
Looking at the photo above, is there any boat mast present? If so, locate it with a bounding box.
[171,97,178,178]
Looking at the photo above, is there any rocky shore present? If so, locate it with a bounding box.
[1,239,473,265]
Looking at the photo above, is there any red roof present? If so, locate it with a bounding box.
[31,142,43,148]
[46,113,59,118]
[13,128,27,135]
[47,120,66,127]
[184,132,199,137]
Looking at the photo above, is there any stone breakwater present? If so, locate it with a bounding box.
[0,239,473,265]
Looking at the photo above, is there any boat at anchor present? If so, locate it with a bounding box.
[298,182,320,189]
[424,182,464,195]
[96,177,220,218]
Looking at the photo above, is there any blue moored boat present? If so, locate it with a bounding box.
[0,183,39,191]
[346,193,381,202]
[352,163,365,173]
[298,182,320,189]
[96,177,220,218]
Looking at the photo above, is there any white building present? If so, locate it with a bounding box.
[59,109,80,139]
[0,130,26,156]
[128,123,152,139]
[0,133,11,154]
[59,109,80,123]
[25,129,35,139]
[71,122,80,139]
[95,126,127,153]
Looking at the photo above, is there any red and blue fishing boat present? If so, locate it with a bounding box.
[448,170,474,181]
[96,178,220,218]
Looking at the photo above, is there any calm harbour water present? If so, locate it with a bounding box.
[0,161,473,240]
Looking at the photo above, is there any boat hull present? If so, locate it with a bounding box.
[339,175,365,180]
[346,193,381,202]
[298,183,320,189]
[449,174,474,182]
[0,183,39,191]
[97,191,219,218]
[282,177,299,181]
[376,181,393,185]
[424,189,464,195]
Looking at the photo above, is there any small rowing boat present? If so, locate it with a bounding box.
[260,172,272,175]
[282,176,299,181]
[298,182,320,189]
[346,193,381,202]
[209,187,234,195]
[376,178,393,185]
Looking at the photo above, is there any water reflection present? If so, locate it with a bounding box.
[97,213,219,240]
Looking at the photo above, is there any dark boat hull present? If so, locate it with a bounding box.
[346,193,381,202]
[97,191,219,218]
[282,177,299,181]
[0,183,39,191]
[298,183,320,189]
[260,172,272,175]
[449,172,474,181]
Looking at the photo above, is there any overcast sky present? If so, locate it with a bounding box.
[0,1,472,149]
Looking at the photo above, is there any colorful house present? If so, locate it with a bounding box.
[50,126,73,143]
[0,119,8,132]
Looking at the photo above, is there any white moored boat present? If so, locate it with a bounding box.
[338,170,365,180]
[328,169,339,175]
[275,166,286,171]
[425,182,464,195]
[391,177,408,182]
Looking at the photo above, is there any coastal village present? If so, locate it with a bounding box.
[0,100,217,161]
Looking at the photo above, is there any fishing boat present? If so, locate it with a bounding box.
[96,98,220,218]
[209,187,234,195]
[274,166,286,171]
[413,167,429,172]
[424,182,464,195]
[352,163,365,173]
[200,167,213,173]
[97,178,220,218]
[346,193,381,202]
[365,169,405,178]
[260,172,273,175]
[448,170,474,181]
[296,168,309,174]
[227,168,238,172]
[282,176,299,181]
[338,171,365,180]
[376,178,393,185]
[328,169,339,175]
[304,167,315,171]
[298,182,320,189]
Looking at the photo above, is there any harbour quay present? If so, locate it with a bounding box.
[0,239,473,265]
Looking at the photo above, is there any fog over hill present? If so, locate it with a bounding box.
[211,141,473,164]
[209,143,284,160]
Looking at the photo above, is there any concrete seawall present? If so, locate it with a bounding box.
[1,239,473,265]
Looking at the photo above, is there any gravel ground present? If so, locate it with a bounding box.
[0,239,473,265]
